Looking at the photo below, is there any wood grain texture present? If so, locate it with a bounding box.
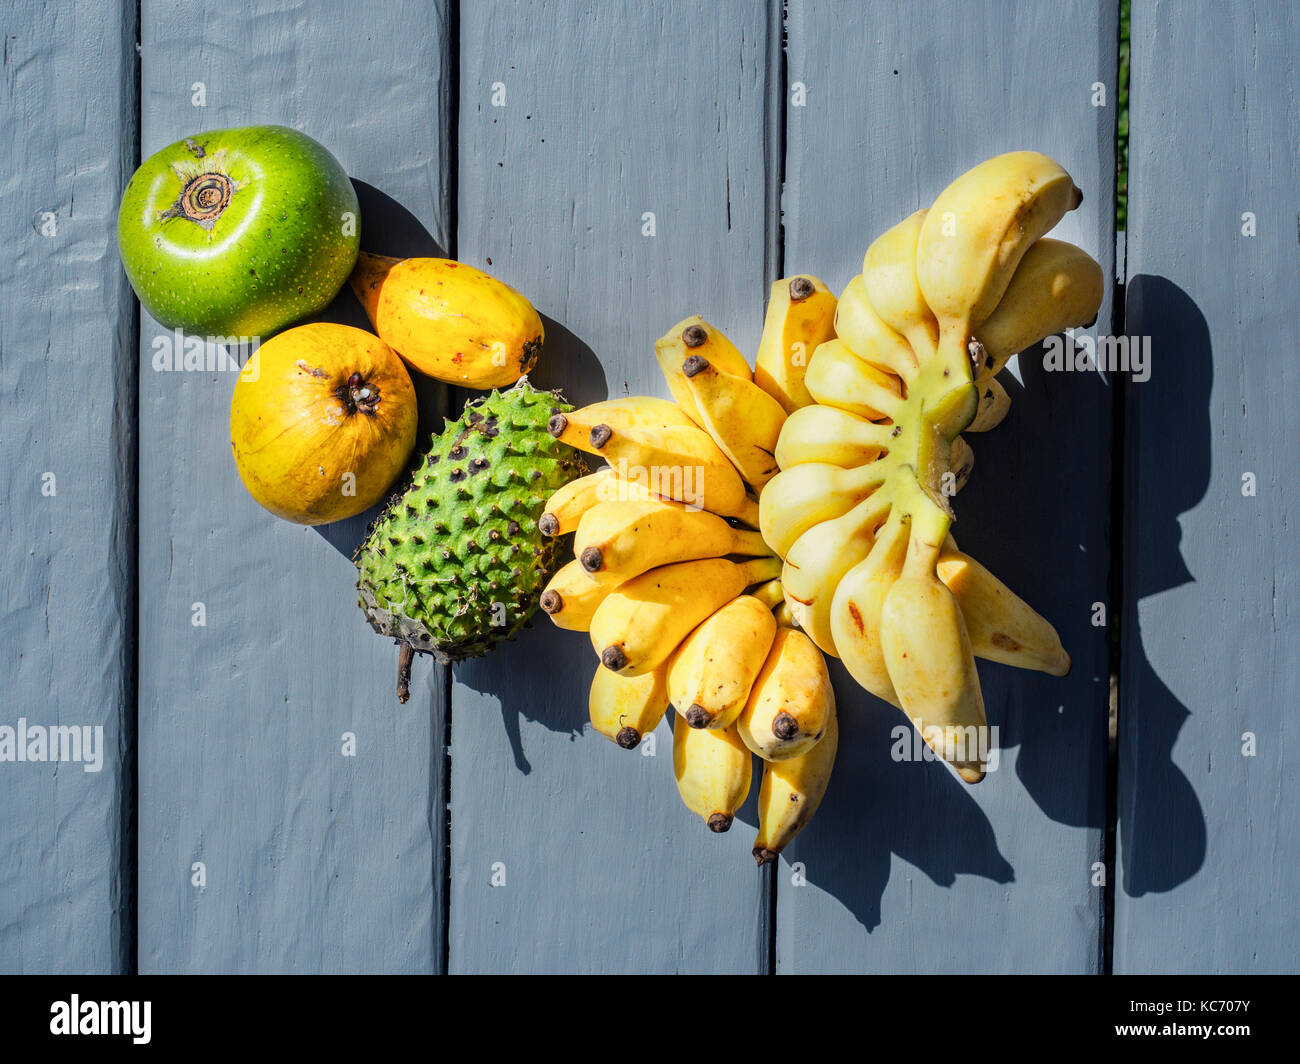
[1115,0,1300,974]
[776,0,1117,973]
[449,0,776,973]
[135,0,452,973]
[0,0,138,975]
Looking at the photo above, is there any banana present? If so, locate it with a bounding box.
[833,273,919,383]
[772,600,797,629]
[917,151,1082,390]
[654,316,752,426]
[879,507,989,783]
[947,436,973,496]
[589,662,671,749]
[862,208,940,360]
[965,376,1010,433]
[936,550,1070,675]
[973,238,1104,380]
[781,491,893,657]
[590,556,782,676]
[774,404,892,470]
[673,720,753,832]
[754,275,838,413]
[805,339,904,421]
[574,498,770,586]
[748,578,785,611]
[680,353,789,488]
[753,703,837,865]
[828,507,911,708]
[539,559,618,631]
[667,595,778,730]
[737,627,834,761]
[548,419,752,522]
[546,396,696,450]
[918,151,1083,328]
[758,461,886,558]
[539,467,617,537]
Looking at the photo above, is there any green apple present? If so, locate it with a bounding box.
[117,125,360,337]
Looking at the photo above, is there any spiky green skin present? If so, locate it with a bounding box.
[355,379,583,663]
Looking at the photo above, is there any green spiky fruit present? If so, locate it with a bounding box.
[355,378,584,700]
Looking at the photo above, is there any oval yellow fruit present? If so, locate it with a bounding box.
[349,252,544,388]
[230,323,418,525]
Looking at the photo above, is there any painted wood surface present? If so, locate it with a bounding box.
[776,0,1118,973]
[1115,0,1299,974]
[448,0,777,974]
[135,0,453,973]
[0,0,138,974]
[8,0,1298,975]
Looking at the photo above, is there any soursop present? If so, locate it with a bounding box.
[355,377,583,700]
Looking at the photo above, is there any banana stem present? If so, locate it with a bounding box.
[902,497,951,578]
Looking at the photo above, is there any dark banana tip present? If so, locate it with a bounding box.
[1071,184,1084,209]
[684,704,711,729]
[682,324,707,348]
[707,813,733,833]
[772,711,799,741]
[753,847,778,866]
[589,424,612,449]
[579,546,603,572]
[682,354,709,378]
[538,513,560,537]
[788,276,815,301]
[547,412,569,437]
[539,590,562,615]
[601,645,628,672]
[616,726,641,750]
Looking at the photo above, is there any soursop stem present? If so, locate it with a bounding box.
[396,642,415,704]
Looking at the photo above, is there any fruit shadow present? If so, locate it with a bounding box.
[1115,275,1210,895]
[950,333,1115,833]
[310,180,452,561]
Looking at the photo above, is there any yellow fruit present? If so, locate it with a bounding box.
[539,560,618,632]
[349,252,543,388]
[667,595,778,730]
[753,704,837,864]
[673,721,753,833]
[589,664,670,749]
[737,627,834,761]
[229,323,417,525]
[654,316,752,425]
[754,275,838,413]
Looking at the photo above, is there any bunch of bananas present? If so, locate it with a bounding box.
[539,315,838,865]
[761,150,1103,782]
[538,150,1103,861]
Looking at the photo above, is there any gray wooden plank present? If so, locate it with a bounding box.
[776,0,1117,973]
[450,0,775,973]
[136,0,452,973]
[0,0,138,975]
[1115,0,1300,974]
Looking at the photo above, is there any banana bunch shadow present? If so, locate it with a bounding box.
[1116,275,1210,898]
